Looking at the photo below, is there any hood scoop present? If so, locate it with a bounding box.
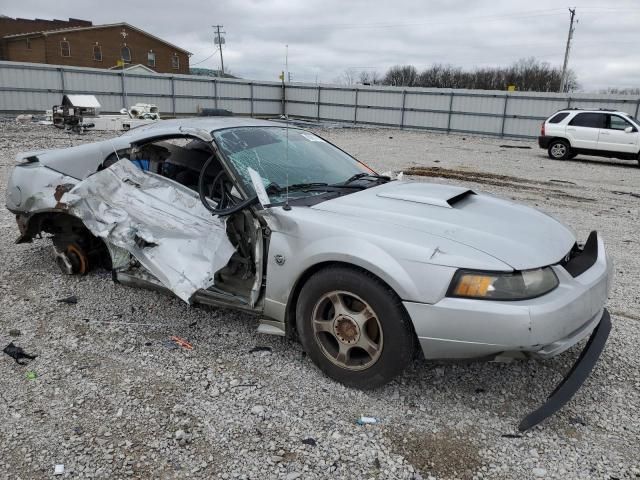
[376,182,476,208]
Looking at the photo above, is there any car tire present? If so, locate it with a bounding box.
[548,139,571,160]
[296,266,416,389]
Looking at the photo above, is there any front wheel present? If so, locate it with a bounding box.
[548,139,571,160]
[296,266,416,389]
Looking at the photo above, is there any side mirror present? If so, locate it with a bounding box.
[624,126,634,133]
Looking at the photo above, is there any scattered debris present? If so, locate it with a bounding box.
[15,114,33,124]
[26,370,37,380]
[474,387,485,394]
[170,336,193,350]
[3,343,37,365]
[162,340,179,350]
[57,295,78,304]
[54,464,65,475]
[9,329,21,337]
[249,346,272,354]
[301,437,317,447]
[499,144,531,149]
[356,416,379,425]
[501,433,523,439]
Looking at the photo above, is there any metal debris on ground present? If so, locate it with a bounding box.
[54,464,64,475]
[249,346,272,354]
[170,336,193,350]
[57,295,78,304]
[356,416,379,425]
[301,438,317,447]
[3,343,37,365]
[9,329,21,337]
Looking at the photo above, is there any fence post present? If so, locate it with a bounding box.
[170,76,176,117]
[250,83,254,117]
[353,88,359,124]
[400,90,407,129]
[500,94,509,137]
[567,96,572,109]
[213,79,218,109]
[446,91,455,133]
[635,98,640,118]
[59,67,65,96]
[120,71,127,109]
[316,86,321,121]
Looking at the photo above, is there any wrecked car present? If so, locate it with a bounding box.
[5,117,613,430]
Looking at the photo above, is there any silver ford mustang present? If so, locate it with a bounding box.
[6,117,613,429]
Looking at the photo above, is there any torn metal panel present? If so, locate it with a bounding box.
[66,160,236,303]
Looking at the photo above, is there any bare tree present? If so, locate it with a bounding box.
[383,65,419,87]
[382,58,578,92]
[335,68,358,86]
[358,70,381,85]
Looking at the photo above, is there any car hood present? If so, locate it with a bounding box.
[311,181,576,270]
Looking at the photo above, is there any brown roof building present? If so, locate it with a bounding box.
[0,17,191,74]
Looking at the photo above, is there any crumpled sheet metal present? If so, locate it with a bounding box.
[66,160,236,303]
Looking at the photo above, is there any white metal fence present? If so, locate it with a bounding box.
[3,60,640,138]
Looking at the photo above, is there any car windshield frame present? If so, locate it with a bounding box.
[211,126,375,205]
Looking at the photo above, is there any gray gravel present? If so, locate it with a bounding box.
[0,121,639,480]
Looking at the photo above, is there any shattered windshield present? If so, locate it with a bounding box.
[213,127,371,202]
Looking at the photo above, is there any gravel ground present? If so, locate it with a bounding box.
[0,121,639,480]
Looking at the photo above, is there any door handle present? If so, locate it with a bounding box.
[600,131,609,135]
[567,128,576,131]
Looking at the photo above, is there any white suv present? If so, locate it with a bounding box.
[538,109,640,166]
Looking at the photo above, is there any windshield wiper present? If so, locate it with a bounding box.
[265,182,330,194]
[334,172,391,186]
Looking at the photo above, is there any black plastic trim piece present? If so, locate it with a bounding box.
[518,309,611,431]
[563,231,598,277]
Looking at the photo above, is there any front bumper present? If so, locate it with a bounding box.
[404,232,612,360]
[517,308,610,431]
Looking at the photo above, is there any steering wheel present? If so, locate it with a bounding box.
[198,155,258,216]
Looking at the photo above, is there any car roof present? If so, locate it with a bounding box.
[555,109,629,115]
[132,116,284,133]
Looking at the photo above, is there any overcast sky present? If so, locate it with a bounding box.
[4,1,640,90]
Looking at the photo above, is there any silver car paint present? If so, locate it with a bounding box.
[5,117,612,361]
[66,160,236,303]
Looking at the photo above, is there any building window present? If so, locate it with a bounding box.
[121,45,131,63]
[26,38,31,49]
[147,50,156,67]
[172,54,180,69]
[93,44,102,62]
[60,40,70,57]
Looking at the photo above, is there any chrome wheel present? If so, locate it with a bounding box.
[311,290,383,371]
[550,142,567,158]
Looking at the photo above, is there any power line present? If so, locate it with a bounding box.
[190,48,219,66]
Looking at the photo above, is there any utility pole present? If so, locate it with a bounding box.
[213,25,225,76]
[559,8,576,93]
[285,44,289,83]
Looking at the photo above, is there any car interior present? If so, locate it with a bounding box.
[102,135,262,307]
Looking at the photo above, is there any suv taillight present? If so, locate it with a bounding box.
[541,122,545,136]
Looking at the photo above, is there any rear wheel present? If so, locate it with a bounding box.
[548,139,571,160]
[296,266,416,389]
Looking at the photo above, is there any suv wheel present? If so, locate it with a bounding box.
[296,266,416,389]
[548,139,571,160]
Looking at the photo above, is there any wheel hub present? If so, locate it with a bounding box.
[333,316,360,344]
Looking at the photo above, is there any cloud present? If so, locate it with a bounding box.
[3,0,640,90]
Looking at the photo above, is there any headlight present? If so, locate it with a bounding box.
[447,267,559,300]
